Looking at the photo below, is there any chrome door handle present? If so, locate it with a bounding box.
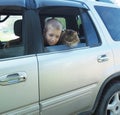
[97,54,109,63]
[0,72,27,86]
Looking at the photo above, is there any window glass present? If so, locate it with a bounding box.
[0,15,24,58]
[81,11,101,46]
[0,16,22,42]
[95,6,120,41]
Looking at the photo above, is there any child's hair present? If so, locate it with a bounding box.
[44,19,62,32]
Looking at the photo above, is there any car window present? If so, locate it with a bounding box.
[81,11,101,47]
[39,7,101,52]
[95,6,120,41]
[0,14,24,59]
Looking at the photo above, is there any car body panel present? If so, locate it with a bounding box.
[40,84,96,115]
[0,0,88,9]
[4,103,39,115]
[38,41,113,114]
[0,0,26,7]
[0,56,39,114]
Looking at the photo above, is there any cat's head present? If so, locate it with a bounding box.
[61,29,80,48]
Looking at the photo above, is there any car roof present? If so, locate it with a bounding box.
[0,0,26,7]
[0,0,88,9]
[35,0,88,9]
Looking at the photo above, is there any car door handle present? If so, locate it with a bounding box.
[0,72,27,86]
[97,54,109,63]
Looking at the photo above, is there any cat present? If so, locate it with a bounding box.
[61,29,80,48]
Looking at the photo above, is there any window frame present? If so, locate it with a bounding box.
[39,6,101,53]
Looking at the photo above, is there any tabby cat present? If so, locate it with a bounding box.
[61,29,80,48]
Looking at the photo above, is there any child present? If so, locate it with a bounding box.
[44,19,63,46]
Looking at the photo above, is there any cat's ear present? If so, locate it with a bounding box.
[61,30,65,36]
[60,30,65,41]
[74,31,78,36]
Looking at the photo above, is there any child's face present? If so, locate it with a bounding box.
[45,27,61,46]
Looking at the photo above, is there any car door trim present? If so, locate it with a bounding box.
[40,83,97,110]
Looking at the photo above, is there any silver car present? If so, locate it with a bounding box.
[0,0,120,115]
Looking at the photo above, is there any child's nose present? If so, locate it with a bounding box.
[51,39,55,42]
[51,37,56,41]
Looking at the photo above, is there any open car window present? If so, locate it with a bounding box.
[39,6,101,53]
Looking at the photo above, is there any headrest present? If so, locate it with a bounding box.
[14,20,22,36]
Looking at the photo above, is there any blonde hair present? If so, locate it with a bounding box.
[44,19,62,32]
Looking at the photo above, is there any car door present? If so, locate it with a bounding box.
[0,8,39,114]
[38,6,114,115]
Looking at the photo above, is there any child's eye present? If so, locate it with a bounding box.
[49,34,54,37]
[56,35,59,38]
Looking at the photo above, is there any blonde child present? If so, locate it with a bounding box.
[44,19,63,46]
